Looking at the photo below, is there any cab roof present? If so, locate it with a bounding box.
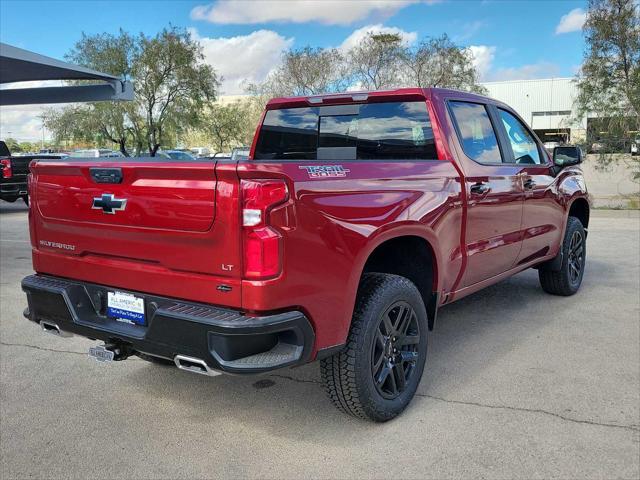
[266,87,496,110]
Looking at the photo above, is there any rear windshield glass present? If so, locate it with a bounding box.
[254,101,437,160]
[0,141,10,157]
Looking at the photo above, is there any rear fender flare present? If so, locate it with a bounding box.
[342,222,443,335]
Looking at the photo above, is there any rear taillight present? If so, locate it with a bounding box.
[1,158,12,179]
[241,179,288,279]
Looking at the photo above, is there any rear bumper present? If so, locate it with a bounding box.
[0,180,27,198]
[22,274,314,374]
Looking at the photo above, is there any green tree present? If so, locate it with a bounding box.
[64,30,138,155]
[246,32,486,108]
[255,47,347,97]
[206,102,250,153]
[3,138,21,152]
[44,27,219,156]
[347,33,406,90]
[18,141,35,153]
[576,0,639,163]
[404,34,487,94]
[134,27,218,155]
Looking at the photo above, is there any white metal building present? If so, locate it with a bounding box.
[480,77,586,144]
[220,79,588,145]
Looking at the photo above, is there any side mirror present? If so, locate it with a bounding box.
[553,146,582,168]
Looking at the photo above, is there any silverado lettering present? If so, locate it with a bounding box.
[21,88,590,421]
[39,240,76,251]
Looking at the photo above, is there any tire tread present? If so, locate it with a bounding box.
[320,273,425,421]
[539,216,585,296]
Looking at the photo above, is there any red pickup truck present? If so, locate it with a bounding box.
[22,88,589,421]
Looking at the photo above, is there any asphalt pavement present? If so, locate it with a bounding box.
[1,201,639,479]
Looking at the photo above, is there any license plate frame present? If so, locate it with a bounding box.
[107,290,146,326]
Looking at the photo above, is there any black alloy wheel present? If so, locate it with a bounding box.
[539,216,586,296]
[567,230,584,286]
[321,273,428,421]
[371,301,420,400]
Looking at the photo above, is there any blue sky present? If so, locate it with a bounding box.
[0,0,588,139]
[1,1,587,86]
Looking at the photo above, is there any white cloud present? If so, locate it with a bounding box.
[193,25,418,95]
[555,8,586,34]
[339,24,418,52]
[0,80,65,90]
[485,62,561,82]
[467,45,496,80]
[191,29,294,94]
[191,0,419,26]
[466,46,561,82]
[0,81,68,142]
[0,105,51,141]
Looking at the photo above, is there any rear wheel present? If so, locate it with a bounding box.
[21,195,29,206]
[539,216,586,296]
[321,273,428,422]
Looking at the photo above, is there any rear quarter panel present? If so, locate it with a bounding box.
[238,159,463,351]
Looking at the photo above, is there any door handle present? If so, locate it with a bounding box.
[470,182,490,195]
[523,178,536,190]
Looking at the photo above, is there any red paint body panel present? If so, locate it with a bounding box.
[30,159,243,307]
[27,87,590,357]
[238,158,462,349]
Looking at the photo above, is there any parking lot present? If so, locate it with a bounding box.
[1,201,638,479]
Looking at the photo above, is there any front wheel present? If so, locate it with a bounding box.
[539,216,586,296]
[321,273,428,422]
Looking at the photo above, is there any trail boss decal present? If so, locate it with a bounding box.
[299,165,350,178]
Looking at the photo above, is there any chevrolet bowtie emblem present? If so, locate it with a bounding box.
[92,193,127,214]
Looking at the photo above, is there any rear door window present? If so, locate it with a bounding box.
[357,102,436,160]
[448,101,502,164]
[254,101,437,160]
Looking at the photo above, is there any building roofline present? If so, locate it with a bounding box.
[479,77,575,85]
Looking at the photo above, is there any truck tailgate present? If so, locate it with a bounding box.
[36,160,215,231]
[29,158,243,306]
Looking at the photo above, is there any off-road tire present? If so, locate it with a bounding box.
[539,216,586,296]
[320,273,428,422]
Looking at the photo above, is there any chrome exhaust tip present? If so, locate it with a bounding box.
[174,355,222,377]
[40,320,73,338]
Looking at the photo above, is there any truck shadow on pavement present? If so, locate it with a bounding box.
[125,265,601,437]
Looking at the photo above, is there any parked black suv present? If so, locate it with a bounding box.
[1,140,65,205]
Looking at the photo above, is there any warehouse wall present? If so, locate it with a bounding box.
[480,78,586,142]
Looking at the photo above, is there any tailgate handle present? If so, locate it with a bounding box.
[90,168,123,184]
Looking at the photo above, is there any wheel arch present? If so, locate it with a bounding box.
[541,196,590,272]
[353,227,441,331]
[568,197,590,231]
